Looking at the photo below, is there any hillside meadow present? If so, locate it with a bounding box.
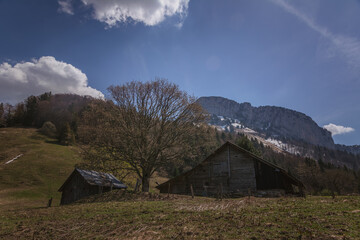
[1,128,360,239]
[0,128,83,209]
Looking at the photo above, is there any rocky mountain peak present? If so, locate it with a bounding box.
[197,96,335,148]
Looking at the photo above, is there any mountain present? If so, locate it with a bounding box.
[336,144,360,156]
[197,96,335,149]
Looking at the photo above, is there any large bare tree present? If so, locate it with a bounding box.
[78,79,207,192]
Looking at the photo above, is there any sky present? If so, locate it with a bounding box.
[0,0,359,145]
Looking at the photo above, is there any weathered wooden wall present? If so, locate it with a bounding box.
[60,171,110,205]
[228,146,257,192]
[158,143,299,196]
[159,144,257,195]
[61,171,87,205]
[254,161,295,193]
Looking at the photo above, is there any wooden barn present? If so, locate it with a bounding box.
[156,142,304,197]
[58,168,127,205]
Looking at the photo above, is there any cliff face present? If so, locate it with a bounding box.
[197,96,335,148]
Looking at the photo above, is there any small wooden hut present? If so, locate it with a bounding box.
[156,141,304,197]
[58,168,127,205]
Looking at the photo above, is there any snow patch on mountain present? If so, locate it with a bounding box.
[243,128,256,134]
[217,115,225,121]
[211,113,303,155]
[266,138,300,155]
[231,122,243,128]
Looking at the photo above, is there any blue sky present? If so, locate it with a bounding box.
[0,0,359,145]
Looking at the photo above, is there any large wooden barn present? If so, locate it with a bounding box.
[156,142,304,197]
[58,168,127,205]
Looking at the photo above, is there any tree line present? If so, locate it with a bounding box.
[0,92,92,144]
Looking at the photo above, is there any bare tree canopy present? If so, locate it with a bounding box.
[78,79,208,191]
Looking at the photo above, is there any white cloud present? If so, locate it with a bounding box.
[79,0,190,27]
[323,123,355,136]
[0,56,104,103]
[270,0,360,70]
[58,0,74,15]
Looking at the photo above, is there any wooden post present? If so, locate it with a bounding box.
[47,197,53,208]
[220,183,223,200]
[167,183,171,197]
[190,184,194,199]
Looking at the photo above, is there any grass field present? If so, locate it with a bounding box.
[0,128,81,209]
[1,128,360,239]
[0,193,360,239]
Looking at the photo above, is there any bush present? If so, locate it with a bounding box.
[319,188,335,196]
[40,121,57,138]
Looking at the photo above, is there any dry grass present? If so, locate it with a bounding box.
[76,190,190,203]
[1,195,360,239]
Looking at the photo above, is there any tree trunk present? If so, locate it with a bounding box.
[142,175,150,192]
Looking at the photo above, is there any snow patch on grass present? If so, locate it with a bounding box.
[4,154,23,165]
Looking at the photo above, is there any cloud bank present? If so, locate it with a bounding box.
[60,0,190,27]
[270,0,360,70]
[0,56,104,103]
[323,123,355,136]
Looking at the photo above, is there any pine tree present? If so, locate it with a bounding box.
[236,136,261,156]
[60,123,75,145]
[318,158,325,172]
[0,103,5,127]
[24,95,39,126]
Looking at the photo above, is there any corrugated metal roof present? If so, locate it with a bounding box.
[76,168,127,189]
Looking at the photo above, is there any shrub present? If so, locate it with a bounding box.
[319,188,334,196]
[40,121,57,138]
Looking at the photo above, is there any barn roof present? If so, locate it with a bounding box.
[156,141,304,189]
[58,168,127,192]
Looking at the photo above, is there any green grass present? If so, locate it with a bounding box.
[0,128,81,208]
[0,196,360,239]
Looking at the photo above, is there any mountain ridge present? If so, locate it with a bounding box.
[197,96,335,149]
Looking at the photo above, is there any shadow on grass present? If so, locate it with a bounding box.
[29,133,48,141]
[45,140,63,145]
